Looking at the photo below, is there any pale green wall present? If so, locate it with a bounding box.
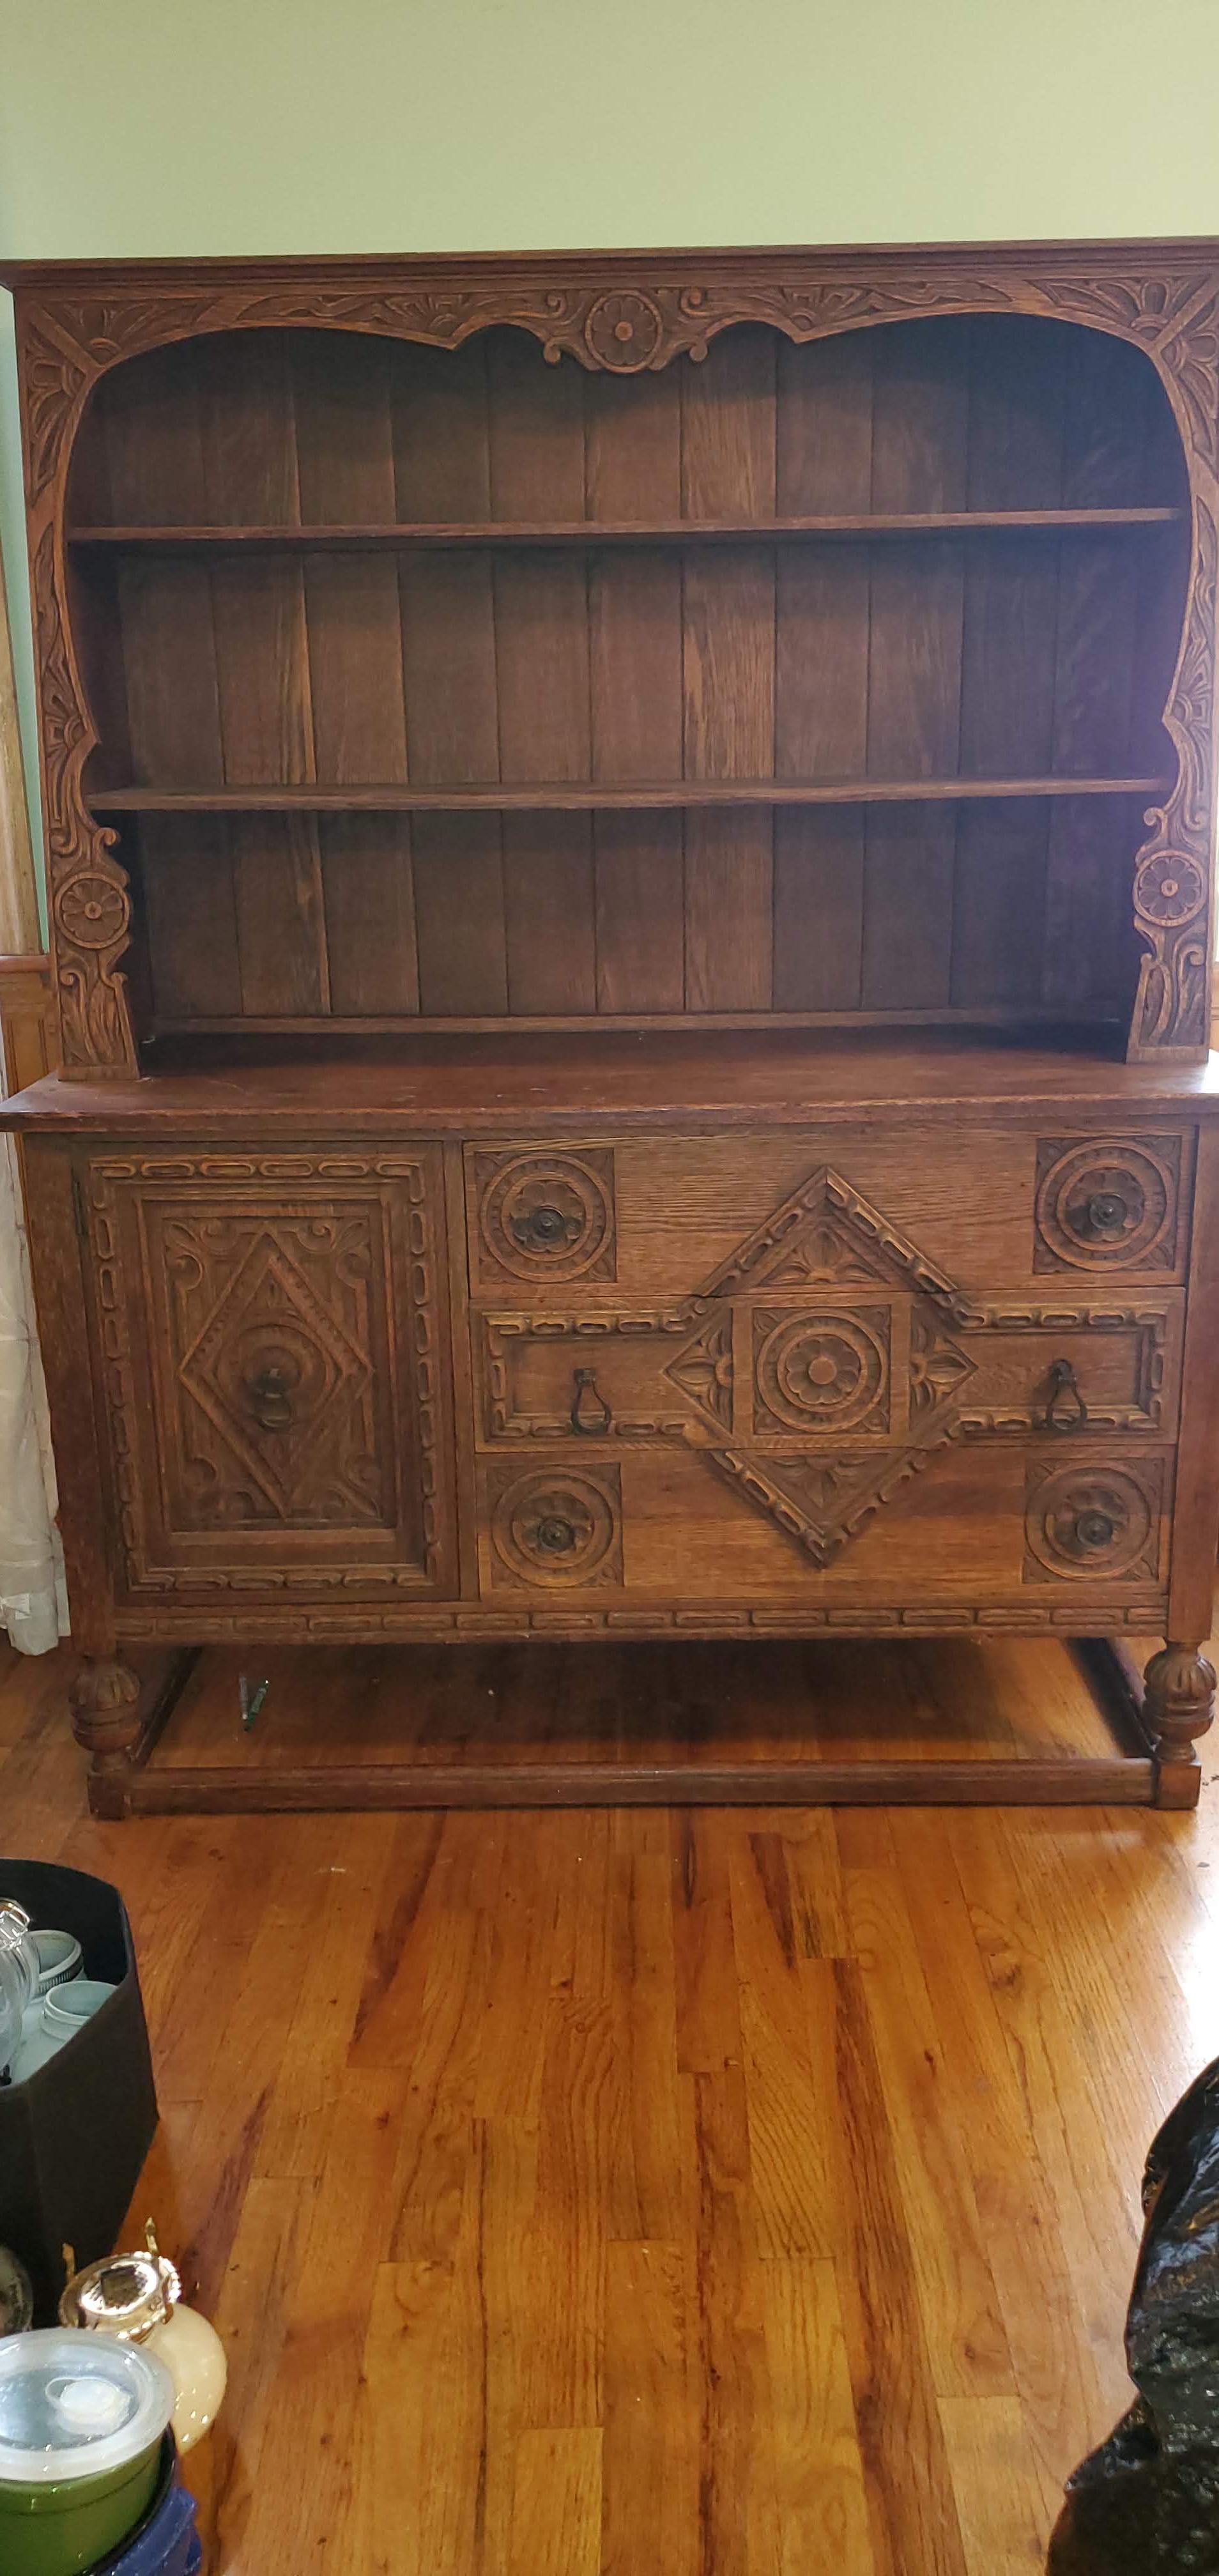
[4,0,1219,879]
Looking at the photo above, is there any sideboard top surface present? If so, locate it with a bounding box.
[4,1030,1219,1136]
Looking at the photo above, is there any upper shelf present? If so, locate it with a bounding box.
[66,509,1186,551]
[88,776,1170,815]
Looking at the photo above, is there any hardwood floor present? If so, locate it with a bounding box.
[3,1632,1218,2574]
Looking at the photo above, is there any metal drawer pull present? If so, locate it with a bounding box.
[571,1367,612,1434]
[246,1365,293,1430]
[1045,1357,1088,1432]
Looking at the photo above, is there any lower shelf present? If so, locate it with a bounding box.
[89,1630,1174,1816]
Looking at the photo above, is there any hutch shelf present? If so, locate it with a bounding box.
[3,241,1219,1815]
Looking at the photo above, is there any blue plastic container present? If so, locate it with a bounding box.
[88,2439,200,2576]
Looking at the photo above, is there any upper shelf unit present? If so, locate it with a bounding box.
[56,299,1198,1050]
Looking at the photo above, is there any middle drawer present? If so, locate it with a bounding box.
[471,1294,1183,1450]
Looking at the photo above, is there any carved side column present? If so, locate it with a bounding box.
[1144,1643,1217,1808]
[1126,493,1218,1061]
[29,522,139,1077]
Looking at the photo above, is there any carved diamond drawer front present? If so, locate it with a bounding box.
[466,1152,1185,1596]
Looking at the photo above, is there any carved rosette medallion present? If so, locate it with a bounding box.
[581,291,665,370]
[1023,1458,1163,1584]
[56,874,130,948]
[752,1308,891,1436]
[1134,852,1206,928]
[489,1466,622,1590]
[1034,1137,1181,1273]
[473,1149,616,1285]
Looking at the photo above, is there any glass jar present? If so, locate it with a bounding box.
[0,1905,38,2080]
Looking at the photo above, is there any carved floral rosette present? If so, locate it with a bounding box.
[16,252,1219,1071]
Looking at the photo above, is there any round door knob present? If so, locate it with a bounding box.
[536,1514,577,1554]
[1074,1508,1116,1551]
[1084,1190,1129,1238]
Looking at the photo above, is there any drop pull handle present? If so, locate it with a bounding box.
[247,1365,293,1430]
[1045,1357,1088,1432]
[571,1367,612,1435]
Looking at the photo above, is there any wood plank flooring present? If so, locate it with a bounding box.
[3,1631,1218,2575]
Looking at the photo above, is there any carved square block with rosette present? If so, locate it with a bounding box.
[1032,1135,1187,1276]
[468,1147,617,1289]
[751,1305,892,1440]
[1022,1452,1169,1587]
[481,1461,624,1592]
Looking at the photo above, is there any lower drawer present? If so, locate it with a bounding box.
[474,1442,1173,1607]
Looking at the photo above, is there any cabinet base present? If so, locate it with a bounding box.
[81,1637,1188,1816]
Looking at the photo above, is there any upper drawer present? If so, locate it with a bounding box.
[464,1129,1197,1305]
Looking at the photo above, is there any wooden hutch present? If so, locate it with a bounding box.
[3,241,1219,1814]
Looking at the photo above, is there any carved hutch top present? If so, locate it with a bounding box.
[3,240,1218,1083]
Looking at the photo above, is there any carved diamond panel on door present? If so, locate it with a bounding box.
[85,1153,456,1597]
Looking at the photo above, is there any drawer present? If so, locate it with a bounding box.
[474,1444,1173,1607]
[471,1298,1183,1449]
[465,1130,1195,1308]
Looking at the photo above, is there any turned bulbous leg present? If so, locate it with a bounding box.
[1144,1643,1216,1809]
[68,1656,142,1815]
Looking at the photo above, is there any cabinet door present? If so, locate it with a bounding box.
[84,1151,455,1599]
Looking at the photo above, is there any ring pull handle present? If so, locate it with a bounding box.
[247,1365,293,1431]
[571,1367,612,1436]
[1045,1356,1087,1432]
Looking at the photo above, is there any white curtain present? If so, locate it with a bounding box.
[0,543,65,1653]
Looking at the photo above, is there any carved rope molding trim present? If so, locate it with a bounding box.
[18,253,1219,1068]
[114,1602,1167,1642]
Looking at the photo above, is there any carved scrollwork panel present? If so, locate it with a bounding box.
[33,522,139,1073]
[1023,1454,1167,1585]
[701,1165,967,1318]
[486,1464,623,1591]
[1129,493,1218,1055]
[470,1148,616,1286]
[705,1436,957,1568]
[1033,1137,1184,1274]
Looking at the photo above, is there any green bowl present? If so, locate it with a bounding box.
[0,2438,162,2576]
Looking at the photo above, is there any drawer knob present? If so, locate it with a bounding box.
[1073,1507,1116,1552]
[535,1514,578,1556]
[1083,1190,1130,1240]
[1045,1357,1088,1431]
[513,1202,571,1252]
[246,1365,293,1430]
[571,1367,612,1435]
